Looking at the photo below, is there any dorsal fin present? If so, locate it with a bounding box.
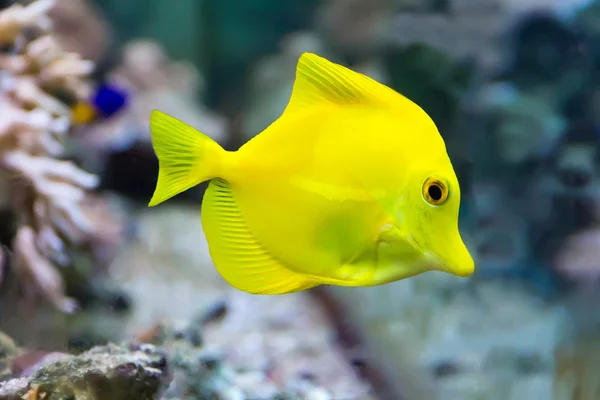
[285,52,405,112]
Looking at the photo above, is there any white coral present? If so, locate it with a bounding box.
[0,0,116,312]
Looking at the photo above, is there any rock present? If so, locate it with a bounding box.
[155,318,341,400]
[0,343,170,400]
[0,331,20,381]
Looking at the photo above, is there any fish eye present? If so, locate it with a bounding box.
[422,177,449,205]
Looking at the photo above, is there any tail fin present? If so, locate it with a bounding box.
[148,110,226,207]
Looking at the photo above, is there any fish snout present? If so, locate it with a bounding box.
[435,235,474,278]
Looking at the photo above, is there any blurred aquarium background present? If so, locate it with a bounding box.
[1,0,600,399]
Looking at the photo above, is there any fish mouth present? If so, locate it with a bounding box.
[411,235,474,278]
[434,243,474,277]
[377,227,473,278]
[417,250,451,274]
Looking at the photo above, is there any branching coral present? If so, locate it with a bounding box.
[0,0,123,312]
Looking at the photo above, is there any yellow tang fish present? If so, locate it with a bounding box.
[148,52,474,294]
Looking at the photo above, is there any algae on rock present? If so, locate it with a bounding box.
[0,343,170,400]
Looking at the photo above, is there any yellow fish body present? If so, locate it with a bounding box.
[148,52,474,294]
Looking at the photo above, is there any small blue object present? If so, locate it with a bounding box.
[92,83,129,119]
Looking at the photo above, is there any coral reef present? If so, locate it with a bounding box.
[2,1,600,399]
[484,87,566,164]
[387,0,594,73]
[390,2,508,72]
[0,326,341,400]
[108,39,227,146]
[315,0,393,56]
[0,0,125,312]
[156,322,338,399]
[48,0,111,63]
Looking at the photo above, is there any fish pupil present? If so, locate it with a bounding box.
[428,184,443,201]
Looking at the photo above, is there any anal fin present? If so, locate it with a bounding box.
[201,178,319,294]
